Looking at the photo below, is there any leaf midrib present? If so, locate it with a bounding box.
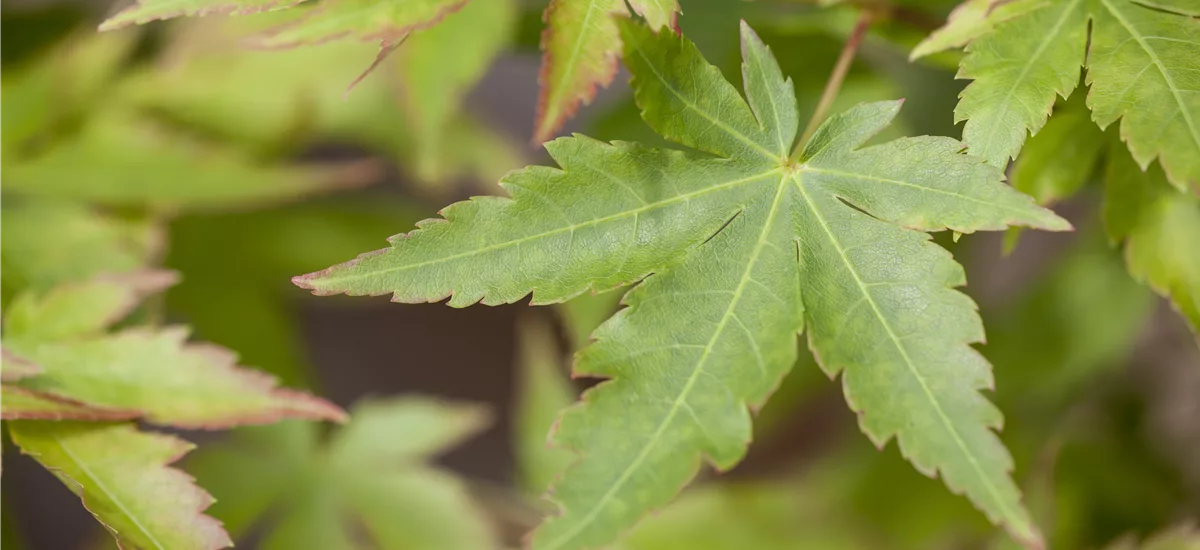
[792,173,1030,537]
[314,168,782,288]
[539,172,792,550]
[53,431,168,550]
[1095,0,1200,159]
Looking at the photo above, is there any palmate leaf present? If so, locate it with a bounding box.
[923,0,1200,187]
[8,421,233,550]
[533,0,679,143]
[296,21,1068,548]
[3,274,346,428]
[188,398,497,550]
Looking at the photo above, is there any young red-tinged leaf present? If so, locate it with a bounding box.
[100,0,302,31]
[8,421,233,550]
[8,327,345,428]
[2,273,345,427]
[1103,142,1200,337]
[1,385,140,421]
[300,21,1066,550]
[188,397,497,549]
[533,0,629,144]
[250,0,471,53]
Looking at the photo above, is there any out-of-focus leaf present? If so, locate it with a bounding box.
[0,386,140,421]
[251,0,471,52]
[7,421,233,550]
[1,29,138,155]
[621,481,872,550]
[4,112,378,210]
[116,15,395,149]
[399,0,515,182]
[186,421,317,536]
[1106,524,1200,550]
[0,200,159,298]
[1010,95,1106,204]
[1,349,42,382]
[3,276,346,428]
[188,397,498,550]
[514,316,576,496]
[557,290,622,350]
[988,231,1155,403]
[1103,142,1200,336]
[100,0,302,30]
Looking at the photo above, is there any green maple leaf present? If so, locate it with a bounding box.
[1103,141,1200,336]
[533,0,679,142]
[296,21,1069,548]
[3,272,346,428]
[921,0,1200,188]
[188,398,497,549]
[8,420,233,550]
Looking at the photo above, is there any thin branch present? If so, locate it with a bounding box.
[793,10,875,159]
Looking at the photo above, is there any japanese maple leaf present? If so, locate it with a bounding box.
[918,0,1200,189]
[296,21,1069,549]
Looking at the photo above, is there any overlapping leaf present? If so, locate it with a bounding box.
[298,21,1067,548]
[1008,94,1105,204]
[515,317,578,496]
[920,0,1200,188]
[399,0,517,183]
[188,398,497,549]
[3,273,345,428]
[533,0,679,143]
[1103,141,1200,335]
[8,421,233,550]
